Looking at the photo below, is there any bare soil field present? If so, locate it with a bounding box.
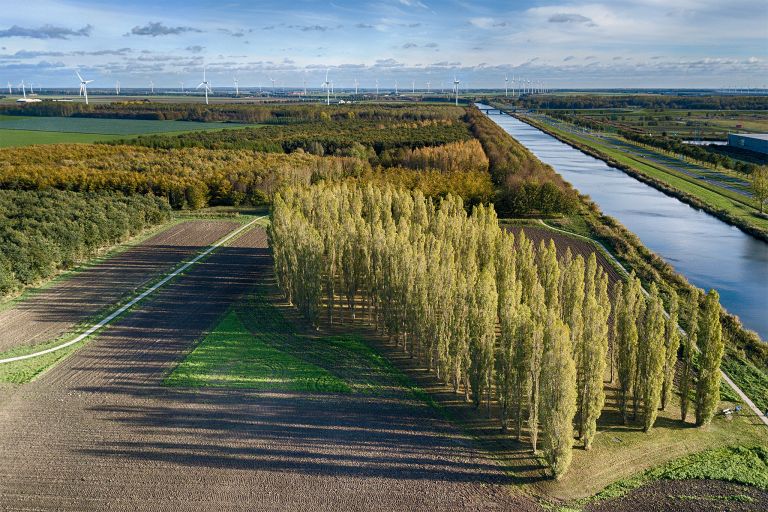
[511,225,624,288]
[0,227,531,512]
[587,479,768,512]
[0,220,239,353]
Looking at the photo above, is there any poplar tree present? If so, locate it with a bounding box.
[695,289,724,427]
[581,269,610,449]
[639,284,666,432]
[527,282,546,453]
[469,265,498,410]
[661,289,680,410]
[679,291,699,423]
[540,311,577,480]
[615,276,640,424]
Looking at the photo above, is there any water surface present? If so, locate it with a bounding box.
[476,105,768,340]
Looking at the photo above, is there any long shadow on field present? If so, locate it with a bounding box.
[64,236,510,486]
[79,388,509,483]
[0,220,240,353]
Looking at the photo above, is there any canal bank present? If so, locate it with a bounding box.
[475,104,768,342]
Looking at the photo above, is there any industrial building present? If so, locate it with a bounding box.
[727,133,768,156]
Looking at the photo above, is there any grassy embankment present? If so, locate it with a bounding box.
[517,113,768,241]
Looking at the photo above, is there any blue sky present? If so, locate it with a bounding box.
[0,0,766,89]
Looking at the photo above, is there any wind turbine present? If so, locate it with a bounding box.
[6,82,11,94]
[354,78,359,95]
[197,67,211,105]
[303,77,307,96]
[411,80,415,93]
[453,76,460,106]
[115,80,120,95]
[180,81,185,94]
[76,71,93,104]
[375,78,379,96]
[270,77,276,92]
[426,81,431,93]
[321,69,331,105]
[504,74,508,97]
[233,77,239,96]
[18,80,26,99]
[394,80,398,94]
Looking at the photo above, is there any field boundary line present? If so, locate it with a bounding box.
[0,215,266,365]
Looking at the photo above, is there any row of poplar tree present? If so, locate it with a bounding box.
[268,182,725,480]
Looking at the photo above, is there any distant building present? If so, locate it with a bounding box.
[728,133,768,156]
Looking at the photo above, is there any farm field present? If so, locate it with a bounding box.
[0,115,257,147]
[0,220,240,383]
[0,226,530,511]
[555,109,768,139]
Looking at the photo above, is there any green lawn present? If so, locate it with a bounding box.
[0,128,127,147]
[165,284,405,394]
[0,116,260,147]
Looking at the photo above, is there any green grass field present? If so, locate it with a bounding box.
[0,128,127,147]
[165,283,405,394]
[587,445,768,504]
[0,115,258,147]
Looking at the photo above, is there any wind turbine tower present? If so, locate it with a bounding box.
[6,82,11,94]
[426,81,431,93]
[505,74,508,97]
[18,80,26,99]
[453,76,460,106]
[149,80,154,94]
[322,69,331,105]
[412,80,415,93]
[115,80,120,95]
[234,77,239,96]
[197,67,212,105]
[354,78,359,95]
[76,72,93,104]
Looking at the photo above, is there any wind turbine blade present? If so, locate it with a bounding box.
[76,71,83,82]
[197,83,205,89]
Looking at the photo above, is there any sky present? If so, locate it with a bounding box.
[0,0,766,90]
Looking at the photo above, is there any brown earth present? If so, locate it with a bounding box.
[0,227,534,512]
[586,479,768,512]
[0,220,239,353]
[510,225,624,289]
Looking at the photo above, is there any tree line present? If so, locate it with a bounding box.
[465,108,580,215]
[0,102,465,124]
[0,189,170,297]
[109,115,472,158]
[512,95,768,111]
[269,182,725,480]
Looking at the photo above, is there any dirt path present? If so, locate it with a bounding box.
[0,220,239,353]
[0,227,532,511]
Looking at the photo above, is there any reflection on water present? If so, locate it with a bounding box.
[476,105,768,340]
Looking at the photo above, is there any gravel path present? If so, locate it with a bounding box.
[0,220,239,353]
[0,227,532,511]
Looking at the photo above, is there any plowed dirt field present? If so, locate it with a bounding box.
[0,227,533,511]
[0,220,239,353]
